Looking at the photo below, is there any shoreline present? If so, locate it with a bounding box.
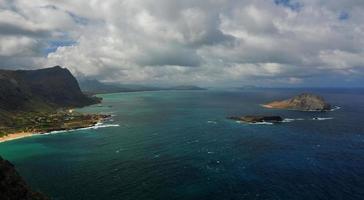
[261,104,273,108]
[261,103,338,112]
[0,132,38,143]
[0,123,97,143]
[0,116,113,143]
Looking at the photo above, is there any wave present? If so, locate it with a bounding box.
[234,116,333,125]
[312,117,333,121]
[43,122,120,135]
[89,123,120,129]
[330,106,341,111]
[282,118,305,123]
[235,120,276,125]
[248,122,274,125]
[283,118,295,123]
[276,117,333,123]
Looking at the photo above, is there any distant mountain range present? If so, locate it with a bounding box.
[78,79,206,94]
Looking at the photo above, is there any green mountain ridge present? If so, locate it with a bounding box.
[0,66,99,112]
[0,66,101,131]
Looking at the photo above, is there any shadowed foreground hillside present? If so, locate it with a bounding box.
[0,156,49,200]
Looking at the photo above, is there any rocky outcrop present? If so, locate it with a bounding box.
[228,115,283,123]
[263,93,331,111]
[0,156,49,200]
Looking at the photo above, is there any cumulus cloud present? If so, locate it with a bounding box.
[0,0,363,86]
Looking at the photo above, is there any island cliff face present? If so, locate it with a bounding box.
[0,156,49,200]
[263,93,331,111]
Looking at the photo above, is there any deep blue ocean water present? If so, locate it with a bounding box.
[1,89,364,200]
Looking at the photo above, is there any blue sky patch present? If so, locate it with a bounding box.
[339,11,349,21]
[44,40,77,55]
[274,0,303,11]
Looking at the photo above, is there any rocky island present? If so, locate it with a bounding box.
[228,115,283,123]
[263,93,331,111]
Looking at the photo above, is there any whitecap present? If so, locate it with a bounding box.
[312,117,333,121]
[90,123,120,129]
[235,121,274,125]
[282,118,295,123]
[42,122,120,135]
[282,118,305,123]
[248,122,274,125]
[330,106,341,111]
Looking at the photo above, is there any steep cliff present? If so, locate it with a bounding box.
[0,66,100,111]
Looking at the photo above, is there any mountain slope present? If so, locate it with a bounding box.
[0,66,99,112]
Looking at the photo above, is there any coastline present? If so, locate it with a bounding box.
[0,132,36,143]
[0,115,113,143]
[261,103,338,112]
[261,104,273,108]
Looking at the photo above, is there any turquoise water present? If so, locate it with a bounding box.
[1,89,364,199]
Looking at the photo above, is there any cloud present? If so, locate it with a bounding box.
[0,0,363,87]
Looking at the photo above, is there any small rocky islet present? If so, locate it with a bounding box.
[228,116,283,124]
[263,93,331,111]
[229,93,332,124]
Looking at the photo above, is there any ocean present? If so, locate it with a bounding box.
[1,89,364,200]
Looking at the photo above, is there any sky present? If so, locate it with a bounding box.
[0,0,364,87]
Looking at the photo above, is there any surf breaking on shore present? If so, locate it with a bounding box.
[0,122,120,143]
[234,117,334,125]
